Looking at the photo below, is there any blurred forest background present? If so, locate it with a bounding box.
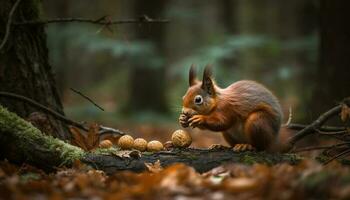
[40,0,347,146]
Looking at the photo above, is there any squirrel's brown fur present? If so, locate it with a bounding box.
[179,65,284,152]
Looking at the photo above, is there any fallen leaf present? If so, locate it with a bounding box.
[70,126,88,151]
[87,123,100,150]
[145,160,163,173]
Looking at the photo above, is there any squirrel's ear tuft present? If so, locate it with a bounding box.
[201,64,215,95]
[189,64,197,86]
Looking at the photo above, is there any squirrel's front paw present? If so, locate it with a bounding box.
[188,115,206,128]
[179,114,189,128]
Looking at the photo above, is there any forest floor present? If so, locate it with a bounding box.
[1,122,350,200]
[1,157,350,199]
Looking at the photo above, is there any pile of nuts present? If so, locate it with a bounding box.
[99,129,192,152]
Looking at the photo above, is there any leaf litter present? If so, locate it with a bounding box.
[1,158,350,199]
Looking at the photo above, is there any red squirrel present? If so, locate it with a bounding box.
[179,65,284,152]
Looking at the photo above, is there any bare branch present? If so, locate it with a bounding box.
[0,92,125,136]
[323,148,350,165]
[286,123,346,132]
[0,91,87,131]
[13,15,169,26]
[288,104,343,146]
[293,142,350,153]
[70,88,104,111]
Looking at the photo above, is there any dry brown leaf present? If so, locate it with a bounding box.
[145,160,163,173]
[70,126,88,151]
[87,123,100,150]
[341,104,350,122]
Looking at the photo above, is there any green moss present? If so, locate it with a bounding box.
[0,105,85,166]
[316,154,330,163]
[240,153,258,165]
[287,153,303,164]
[93,147,120,155]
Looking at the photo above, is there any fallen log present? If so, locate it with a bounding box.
[0,105,301,174]
[83,149,301,174]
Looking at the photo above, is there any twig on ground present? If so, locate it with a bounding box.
[0,0,21,51]
[293,142,350,153]
[286,123,346,132]
[0,91,125,136]
[323,148,350,165]
[70,88,104,111]
[316,129,349,135]
[288,104,343,146]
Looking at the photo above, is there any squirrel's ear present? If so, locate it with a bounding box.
[201,64,215,95]
[189,64,197,86]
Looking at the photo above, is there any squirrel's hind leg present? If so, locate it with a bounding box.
[244,111,278,151]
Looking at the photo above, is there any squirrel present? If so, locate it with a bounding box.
[179,65,286,152]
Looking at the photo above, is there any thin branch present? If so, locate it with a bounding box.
[0,0,21,51]
[316,129,349,135]
[288,104,343,146]
[0,92,125,136]
[293,142,350,153]
[323,148,350,165]
[286,123,346,132]
[0,91,87,131]
[70,88,104,111]
[13,15,169,26]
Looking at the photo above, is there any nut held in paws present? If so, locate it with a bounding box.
[171,129,192,148]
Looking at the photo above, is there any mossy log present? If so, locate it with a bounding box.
[0,105,301,173]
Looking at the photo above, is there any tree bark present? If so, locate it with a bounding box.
[0,105,300,174]
[311,0,350,119]
[0,0,69,140]
[83,149,300,174]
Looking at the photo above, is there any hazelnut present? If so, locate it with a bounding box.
[117,135,134,150]
[99,139,113,148]
[147,140,164,152]
[133,138,148,151]
[171,130,192,148]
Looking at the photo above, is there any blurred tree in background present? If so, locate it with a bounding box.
[311,0,350,120]
[127,0,168,115]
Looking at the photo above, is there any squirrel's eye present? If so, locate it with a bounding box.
[194,95,203,105]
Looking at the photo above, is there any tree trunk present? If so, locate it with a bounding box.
[311,0,350,118]
[0,0,70,140]
[127,0,168,114]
